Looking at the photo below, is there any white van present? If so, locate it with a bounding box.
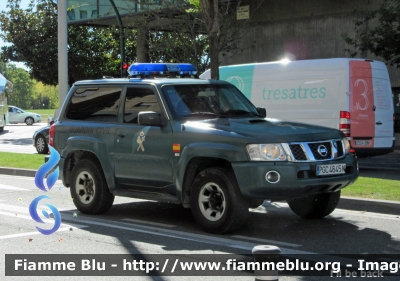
[200,58,395,157]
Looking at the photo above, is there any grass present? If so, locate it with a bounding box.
[28,109,58,123]
[0,152,46,170]
[0,151,398,202]
[342,177,400,201]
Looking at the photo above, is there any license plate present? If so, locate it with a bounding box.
[316,164,346,176]
[355,140,370,146]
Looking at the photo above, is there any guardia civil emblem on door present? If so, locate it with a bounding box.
[137,131,146,151]
[132,127,150,153]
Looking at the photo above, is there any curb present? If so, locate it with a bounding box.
[359,165,400,171]
[0,167,36,178]
[339,196,400,216]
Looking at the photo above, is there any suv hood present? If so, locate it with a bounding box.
[184,117,343,143]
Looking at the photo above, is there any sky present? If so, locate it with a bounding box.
[0,0,31,69]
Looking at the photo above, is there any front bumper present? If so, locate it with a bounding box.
[232,154,359,200]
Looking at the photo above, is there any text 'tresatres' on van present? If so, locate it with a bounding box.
[200,58,395,157]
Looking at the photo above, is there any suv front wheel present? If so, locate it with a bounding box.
[190,167,249,234]
[70,159,114,214]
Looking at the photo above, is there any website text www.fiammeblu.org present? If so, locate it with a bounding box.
[5,254,400,277]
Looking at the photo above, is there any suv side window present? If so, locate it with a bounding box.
[66,87,122,122]
[123,87,161,124]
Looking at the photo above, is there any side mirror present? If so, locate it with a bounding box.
[256,107,267,118]
[138,111,162,126]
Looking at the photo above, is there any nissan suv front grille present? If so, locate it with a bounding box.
[285,139,346,162]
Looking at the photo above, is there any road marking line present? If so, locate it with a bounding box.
[251,202,400,221]
[332,209,400,221]
[0,203,71,213]
[121,218,176,228]
[0,184,31,191]
[0,210,86,227]
[0,210,88,240]
[0,226,86,240]
[60,213,312,255]
[231,235,302,248]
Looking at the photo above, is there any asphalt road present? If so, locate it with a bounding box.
[0,123,47,154]
[0,174,399,281]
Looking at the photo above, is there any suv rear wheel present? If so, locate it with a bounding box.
[287,191,341,219]
[190,167,249,234]
[70,159,114,214]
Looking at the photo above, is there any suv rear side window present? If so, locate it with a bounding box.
[66,87,122,122]
[123,87,161,124]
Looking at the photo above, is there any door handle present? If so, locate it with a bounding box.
[376,121,382,125]
[118,132,127,138]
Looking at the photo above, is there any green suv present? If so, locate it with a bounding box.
[50,63,358,234]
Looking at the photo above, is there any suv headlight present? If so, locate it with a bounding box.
[343,137,350,154]
[246,144,287,161]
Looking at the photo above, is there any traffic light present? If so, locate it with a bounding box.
[122,62,130,77]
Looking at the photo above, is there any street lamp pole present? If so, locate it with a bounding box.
[109,0,125,77]
[57,0,68,118]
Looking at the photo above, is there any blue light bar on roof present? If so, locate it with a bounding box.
[127,63,198,77]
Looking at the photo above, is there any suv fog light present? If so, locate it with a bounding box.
[265,171,280,184]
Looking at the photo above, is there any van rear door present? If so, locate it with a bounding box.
[349,60,394,155]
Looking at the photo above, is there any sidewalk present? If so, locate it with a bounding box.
[357,146,400,170]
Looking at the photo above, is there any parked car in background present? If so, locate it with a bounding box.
[32,125,49,154]
[8,105,42,125]
[32,120,54,154]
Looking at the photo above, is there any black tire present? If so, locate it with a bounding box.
[190,167,249,234]
[249,198,265,209]
[25,117,34,125]
[287,191,341,219]
[70,159,114,214]
[35,134,48,154]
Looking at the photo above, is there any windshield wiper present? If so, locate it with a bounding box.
[183,112,227,118]
[223,109,258,116]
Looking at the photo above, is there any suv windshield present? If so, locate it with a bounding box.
[162,83,260,118]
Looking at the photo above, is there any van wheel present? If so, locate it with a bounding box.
[25,117,34,125]
[70,159,114,214]
[190,167,249,234]
[287,191,341,219]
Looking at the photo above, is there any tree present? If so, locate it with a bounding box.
[31,81,59,109]
[195,0,264,79]
[343,0,400,67]
[125,0,263,79]
[2,63,35,108]
[0,0,131,86]
[107,1,210,73]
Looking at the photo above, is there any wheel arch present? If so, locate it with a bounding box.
[61,137,116,192]
[180,156,234,208]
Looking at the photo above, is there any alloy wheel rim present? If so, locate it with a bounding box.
[198,182,226,221]
[75,171,95,204]
[36,137,45,152]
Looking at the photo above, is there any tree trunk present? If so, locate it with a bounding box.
[209,0,220,80]
[209,34,219,80]
[137,27,150,63]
